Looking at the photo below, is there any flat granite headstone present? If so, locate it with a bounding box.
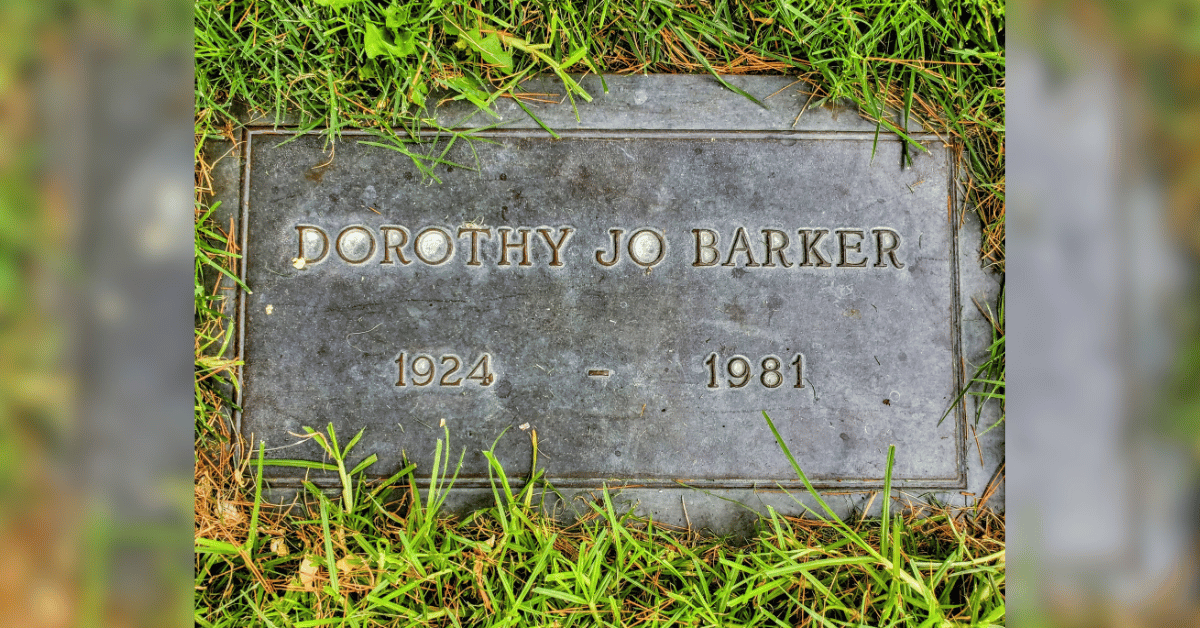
[225,76,1000,517]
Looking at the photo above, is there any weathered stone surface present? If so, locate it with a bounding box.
[235,75,975,495]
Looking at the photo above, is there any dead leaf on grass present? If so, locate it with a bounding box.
[217,501,243,525]
[298,555,320,591]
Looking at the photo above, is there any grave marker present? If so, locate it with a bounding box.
[232,76,974,495]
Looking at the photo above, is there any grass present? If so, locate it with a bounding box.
[194,0,1006,625]
[196,417,1005,626]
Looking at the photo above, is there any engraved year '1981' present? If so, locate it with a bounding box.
[395,352,494,387]
[705,353,804,389]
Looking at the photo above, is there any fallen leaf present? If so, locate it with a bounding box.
[195,475,212,500]
[336,554,366,573]
[217,501,243,525]
[299,556,319,591]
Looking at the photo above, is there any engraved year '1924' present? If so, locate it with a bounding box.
[705,353,805,389]
[395,352,495,387]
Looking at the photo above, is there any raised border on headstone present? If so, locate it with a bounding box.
[210,75,1002,524]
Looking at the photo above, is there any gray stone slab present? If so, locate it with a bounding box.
[233,75,977,500]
